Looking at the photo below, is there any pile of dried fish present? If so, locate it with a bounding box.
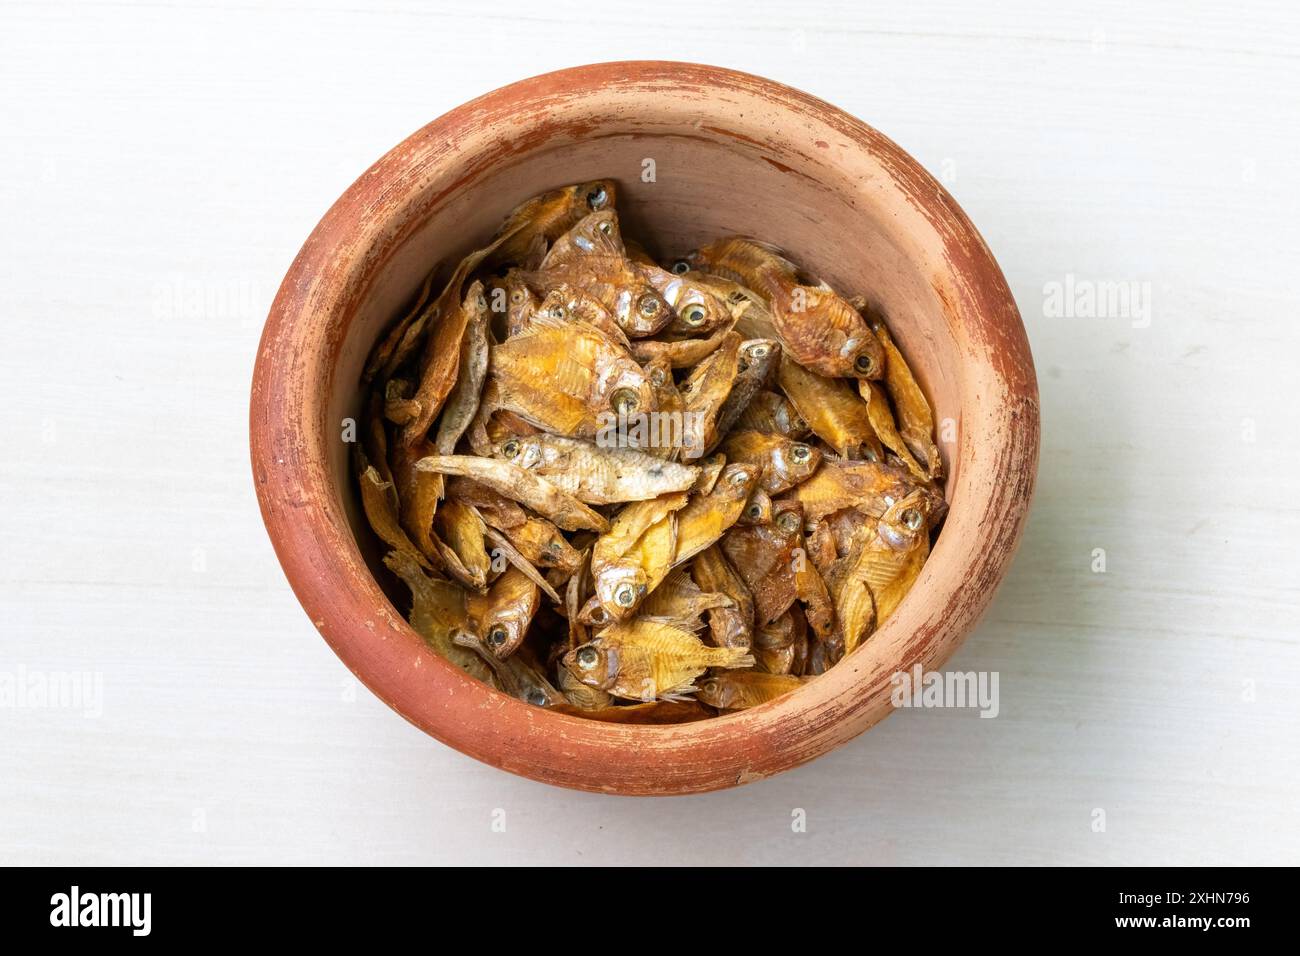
[355,180,947,723]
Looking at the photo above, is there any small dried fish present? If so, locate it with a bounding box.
[414,455,608,532]
[639,566,733,626]
[786,457,928,522]
[489,312,656,439]
[494,434,699,504]
[859,379,926,479]
[487,179,617,267]
[778,354,882,459]
[454,631,564,707]
[585,504,678,625]
[482,513,581,578]
[679,331,742,454]
[697,671,805,710]
[540,211,674,337]
[433,500,491,590]
[630,321,736,369]
[466,564,542,659]
[688,237,884,379]
[710,338,781,447]
[358,461,430,569]
[483,527,562,604]
[734,389,808,438]
[672,463,761,565]
[433,294,491,454]
[383,550,494,686]
[717,430,821,494]
[690,545,755,650]
[752,606,808,675]
[722,501,804,625]
[867,313,943,478]
[564,618,753,701]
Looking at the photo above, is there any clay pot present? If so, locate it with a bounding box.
[250,62,1038,795]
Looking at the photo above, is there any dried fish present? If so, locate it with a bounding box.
[355,181,945,725]
[697,671,805,710]
[563,618,753,701]
[688,237,884,379]
[414,455,608,532]
[494,434,699,504]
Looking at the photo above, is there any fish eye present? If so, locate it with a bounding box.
[551,305,567,319]
[586,186,608,209]
[682,304,706,326]
[502,439,520,458]
[526,689,549,706]
[747,343,770,359]
[576,646,600,669]
[510,289,526,304]
[671,260,690,275]
[791,443,811,462]
[746,504,761,519]
[614,583,637,607]
[610,388,639,415]
[597,220,613,235]
[487,625,508,647]
[777,512,801,534]
[589,607,607,623]
[639,293,662,317]
[901,508,924,531]
[855,354,875,374]
[730,470,749,485]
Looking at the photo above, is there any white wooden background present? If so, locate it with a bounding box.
[2,0,1297,866]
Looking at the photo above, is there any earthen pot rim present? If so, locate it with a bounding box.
[250,60,1040,795]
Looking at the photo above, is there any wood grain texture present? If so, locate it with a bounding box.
[2,0,1298,861]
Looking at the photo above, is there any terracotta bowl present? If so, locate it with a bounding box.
[250,61,1039,795]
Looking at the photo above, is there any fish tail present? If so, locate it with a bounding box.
[707,647,756,669]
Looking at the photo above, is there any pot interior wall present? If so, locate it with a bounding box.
[326,122,964,588]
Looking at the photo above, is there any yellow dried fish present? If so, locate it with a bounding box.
[868,316,943,479]
[453,631,564,707]
[494,434,699,504]
[487,179,617,267]
[489,312,655,439]
[688,237,884,379]
[563,618,753,701]
[717,430,821,494]
[414,455,608,532]
[689,544,755,650]
[358,462,431,569]
[465,564,541,659]
[778,354,882,460]
[538,211,673,337]
[678,331,742,454]
[382,550,495,686]
[734,389,808,439]
[859,379,927,479]
[672,463,761,565]
[639,566,733,626]
[432,500,491,590]
[697,671,806,710]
